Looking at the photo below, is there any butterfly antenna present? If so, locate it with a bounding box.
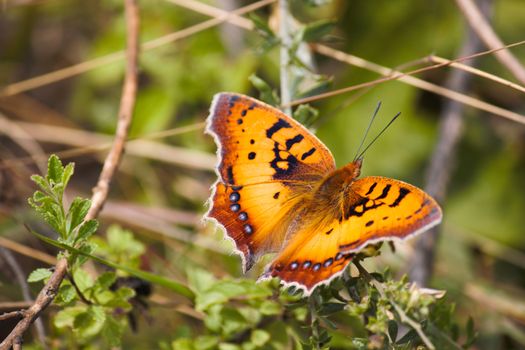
[354,102,382,161]
[356,112,401,160]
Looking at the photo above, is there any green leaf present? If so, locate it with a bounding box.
[251,329,270,346]
[317,302,346,316]
[74,305,106,338]
[28,227,195,300]
[94,271,117,291]
[171,338,195,350]
[388,320,398,342]
[186,265,217,293]
[73,267,94,293]
[55,283,77,305]
[68,197,91,233]
[293,104,319,126]
[249,74,280,107]
[76,220,99,243]
[301,20,335,42]
[62,162,75,188]
[27,268,52,283]
[47,154,64,184]
[54,306,86,328]
[102,315,124,347]
[30,175,48,192]
[194,336,218,350]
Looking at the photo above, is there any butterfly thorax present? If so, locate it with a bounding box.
[315,159,362,201]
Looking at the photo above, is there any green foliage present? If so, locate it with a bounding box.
[25,156,145,347]
[28,155,98,246]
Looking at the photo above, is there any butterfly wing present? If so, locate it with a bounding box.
[205,93,336,271]
[260,177,441,294]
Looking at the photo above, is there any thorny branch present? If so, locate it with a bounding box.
[0,0,140,348]
[409,0,490,286]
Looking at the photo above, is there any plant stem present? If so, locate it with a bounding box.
[354,260,436,350]
[279,0,292,116]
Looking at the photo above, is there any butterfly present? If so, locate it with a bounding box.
[205,92,442,295]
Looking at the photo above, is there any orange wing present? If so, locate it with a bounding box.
[205,93,335,271]
[260,177,441,294]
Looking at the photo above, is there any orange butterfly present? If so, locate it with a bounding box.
[205,92,442,295]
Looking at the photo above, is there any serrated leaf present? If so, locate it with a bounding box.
[301,20,335,42]
[30,174,48,192]
[47,154,64,184]
[27,268,52,283]
[56,284,77,305]
[62,163,75,187]
[68,197,91,232]
[76,219,98,243]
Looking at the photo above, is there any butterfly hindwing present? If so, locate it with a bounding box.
[261,177,442,294]
[206,93,336,271]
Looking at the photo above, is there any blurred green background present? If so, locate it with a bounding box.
[0,0,524,348]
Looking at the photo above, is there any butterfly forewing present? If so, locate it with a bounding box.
[206,93,336,271]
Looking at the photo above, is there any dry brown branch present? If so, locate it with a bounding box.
[428,55,525,94]
[0,121,214,171]
[455,0,525,85]
[0,311,23,322]
[0,0,275,97]
[409,0,488,287]
[0,0,140,347]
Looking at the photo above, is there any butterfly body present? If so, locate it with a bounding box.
[206,92,442,295]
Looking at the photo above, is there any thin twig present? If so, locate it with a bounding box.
[0,237,57,265]
[0,0,140,348]
[0,0,275,97]
[278,0,292,116]
[455,0,525,85]
[428,55,525,94]
[409,0,489,287]
[0,122,207,171]
[354,261,436,350]
[306,44,525,125]
[0,311,24,322]
[0,247,47,347]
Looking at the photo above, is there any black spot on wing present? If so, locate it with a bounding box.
[273,192,280,199]
[344,197,383,219]
[266,118,291,138]
[375,184,392,200]
[325,228,333,235]
[389,187,410,207]
[248,152,256,160]
[226,166,235,184]
[301,147,316,161]
[285,134,304,150]
[365,182,377,196]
